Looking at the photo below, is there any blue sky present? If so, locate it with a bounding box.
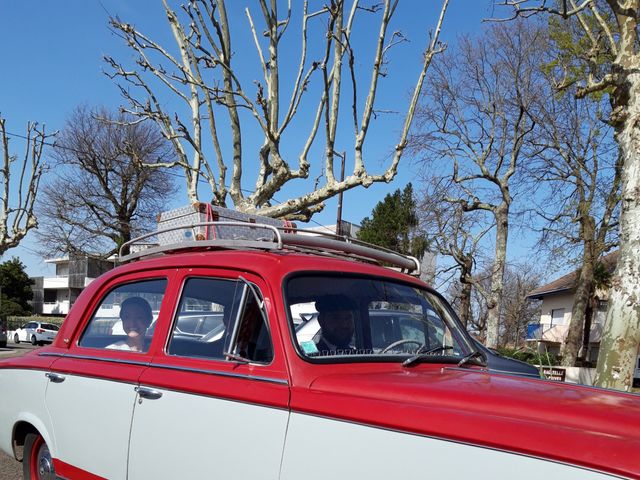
[0,0,541,278]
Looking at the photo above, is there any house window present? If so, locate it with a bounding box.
[594,301,608,325]
[551,308,565,326]
[589,347,599,364]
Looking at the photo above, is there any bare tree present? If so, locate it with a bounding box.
[412,21,543,348]
[497,0,640,391]
[459,262,542,346]
[418,177,491,328]
[36,107,177,258]
[0,115,52,256]
[530,85,621,367]
[499,264,542,348]
[105,0,449,221]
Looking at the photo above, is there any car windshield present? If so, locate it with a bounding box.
[286,274,473,362]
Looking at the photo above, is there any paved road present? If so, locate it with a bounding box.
[0,342,42,479]
[0,450,21,480]
[0,342,39,359]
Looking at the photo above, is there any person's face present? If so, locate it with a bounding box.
[319,309,355,346]
[121,304,150,339]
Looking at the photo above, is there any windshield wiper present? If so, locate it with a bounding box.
[457,350,485,368]
[402,345,454,367]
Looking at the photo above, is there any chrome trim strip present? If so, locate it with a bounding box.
[38,352,288,385]
[38,352,150,368]
[149,362,289,386]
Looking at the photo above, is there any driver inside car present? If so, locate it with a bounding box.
[314,295,357,355]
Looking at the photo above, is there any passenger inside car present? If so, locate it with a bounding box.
[106,297,153,352]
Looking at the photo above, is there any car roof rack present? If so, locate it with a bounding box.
[117,221,421,275]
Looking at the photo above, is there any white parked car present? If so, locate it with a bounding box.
[13,321,59,346]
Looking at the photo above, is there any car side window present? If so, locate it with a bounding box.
[167,278,238,359]
[167,277,273,364]
[78,278,168,353]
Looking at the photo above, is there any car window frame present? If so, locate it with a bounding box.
[71,269,178,358]
[165,274,275,366]
[147,267,288,380]
[283,270,476,365]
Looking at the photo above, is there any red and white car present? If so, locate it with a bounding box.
[0,224,638,480]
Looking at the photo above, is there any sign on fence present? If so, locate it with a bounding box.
[542,367,566,382]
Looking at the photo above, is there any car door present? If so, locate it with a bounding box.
[21,322,34,342]
[127,269,290,480]
[44,271,176,480]
[15,324,25,342]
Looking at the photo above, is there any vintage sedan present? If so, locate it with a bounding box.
[0,224,638,480]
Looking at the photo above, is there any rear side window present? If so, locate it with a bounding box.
[79,278,168,353]
[167,277,273,364]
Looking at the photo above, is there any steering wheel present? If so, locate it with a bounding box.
[381,339,423,354]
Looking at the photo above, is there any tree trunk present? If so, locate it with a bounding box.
[562,219,596,367]
[581,296,595,364]
[458,280,472,328]
[595,64,640,391]
[486,205,509,348]
[561,262,594,367]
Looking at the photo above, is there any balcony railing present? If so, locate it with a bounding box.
[42,301,70,315]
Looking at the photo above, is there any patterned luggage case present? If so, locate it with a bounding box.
[157,203,295,245]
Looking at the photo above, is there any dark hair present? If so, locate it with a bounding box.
[315,295,356,314]
[120,296,153,326]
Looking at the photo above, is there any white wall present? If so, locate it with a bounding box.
[43,277,69,289]
[539,293,573,325]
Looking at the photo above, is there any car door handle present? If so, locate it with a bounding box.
[135,386,163,400]
[45,372,66,383]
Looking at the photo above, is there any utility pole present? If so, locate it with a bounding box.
[336,152,346,236]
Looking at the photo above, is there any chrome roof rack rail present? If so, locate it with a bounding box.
[117,222,421,275]
[118,222,282,263]
[281,228,421,274]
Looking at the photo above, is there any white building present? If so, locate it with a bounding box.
[32,255,114,316]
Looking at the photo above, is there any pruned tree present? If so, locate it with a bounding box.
[412,21,543,348]
[497,0,640,391]
[36,106,177,258]
[357,183,428,258]
[0,115,52,256]
[105,0,449,221]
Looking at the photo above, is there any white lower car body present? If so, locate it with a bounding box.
[280,412,618,480]
[0,369,55,462]
[128,387,289,479]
